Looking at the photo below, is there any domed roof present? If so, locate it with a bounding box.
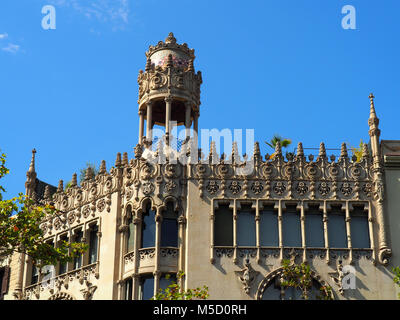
[146,33,195,69]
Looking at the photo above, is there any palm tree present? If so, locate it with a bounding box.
[265,134,292,159]
[265,134,292,150]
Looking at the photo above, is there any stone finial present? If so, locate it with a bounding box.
[99,160,106,174]
[85,167,94,180]
[231,141,239,163]
[166,54,174,68]
[28,148,36,173]
[165,32,177,44]
[44,185,51,201]
[369,93,377,119]
[145,57,152,72]
[71,173,77,187]
[57,180,64,192]
[134,144,143,159]
[209,141,218,163]
[274,141,282,156]
[122,152,128,166]
[254,142,260,157]
[188,58,194,72]
[115,152,122,167]
[296,142,304,157]
[362,143,369,159]
[340,143,348,159]
[318,142,327,158]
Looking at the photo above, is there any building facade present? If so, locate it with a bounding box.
[1,33,400,300]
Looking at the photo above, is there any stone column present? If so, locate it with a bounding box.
[165,96,172,145]
[193,111,199,145]
[138,110,144,144]
[185,102,191,140]
[146,101,153,143]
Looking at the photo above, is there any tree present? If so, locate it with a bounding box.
[280,259,333,300]
[65,161,99,190]
[350,139,364,162]
[0,152,87,271]
[152,271,209,300]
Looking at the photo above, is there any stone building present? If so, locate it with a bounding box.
[1,33,400,300]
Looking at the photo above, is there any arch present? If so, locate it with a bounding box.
[158,195,182,216]
[136,197,156,220]
[256,267,335,300]
[48,292,75,300]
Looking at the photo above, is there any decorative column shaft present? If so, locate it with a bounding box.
[139,110,144,144]
[185,102,191,140]
[146,102,153,143]
[165,97,172,145]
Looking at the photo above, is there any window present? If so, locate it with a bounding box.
[127,217,135,253]
[31,265,39,285]
[237,204,256,246]
[350,205,370,248]
[141,203,156,248]
[161,202,178,247]
[126,206,135,253]
[282,205,301,247]
[73,230,83,269]
[328,205,347,248]
[0,267,10,300]
[214,204,233,246]
[58,235,68,275]
[124,278,133,300]
[139,275,154,300]
[259,205,279,246]
[159,273,177,291]
[89,225,99,264]
[305,205,324,247]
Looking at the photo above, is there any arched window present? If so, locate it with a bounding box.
[126,205,135,253]
[141,203,156,248]
[161,202,178,247]
[58,234,68,275]
[88,225,99,264]
[73,230,83,269]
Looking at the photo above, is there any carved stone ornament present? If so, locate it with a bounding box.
[234,258,260,295]
[328,260,346,295]
[142,182,155,195]
[318,182,330,196]
[273,181,286,196]
[206,180,219,194]
[80,281,97,300]
[251,181,263,194]
[229,181,242,195]
[295,181,308,195]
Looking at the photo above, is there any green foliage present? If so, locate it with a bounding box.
[152,271,209,300]
[350,139,364,162]
[0,152,88,270]
[393,266,400,299]
[65,162,99,190]
[265,134,292,149]
[265,134,292,159]
[280,259,333,300]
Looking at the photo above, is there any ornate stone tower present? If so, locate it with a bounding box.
[137,33,202,147]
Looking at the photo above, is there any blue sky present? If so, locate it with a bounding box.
[1,0,400,198]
